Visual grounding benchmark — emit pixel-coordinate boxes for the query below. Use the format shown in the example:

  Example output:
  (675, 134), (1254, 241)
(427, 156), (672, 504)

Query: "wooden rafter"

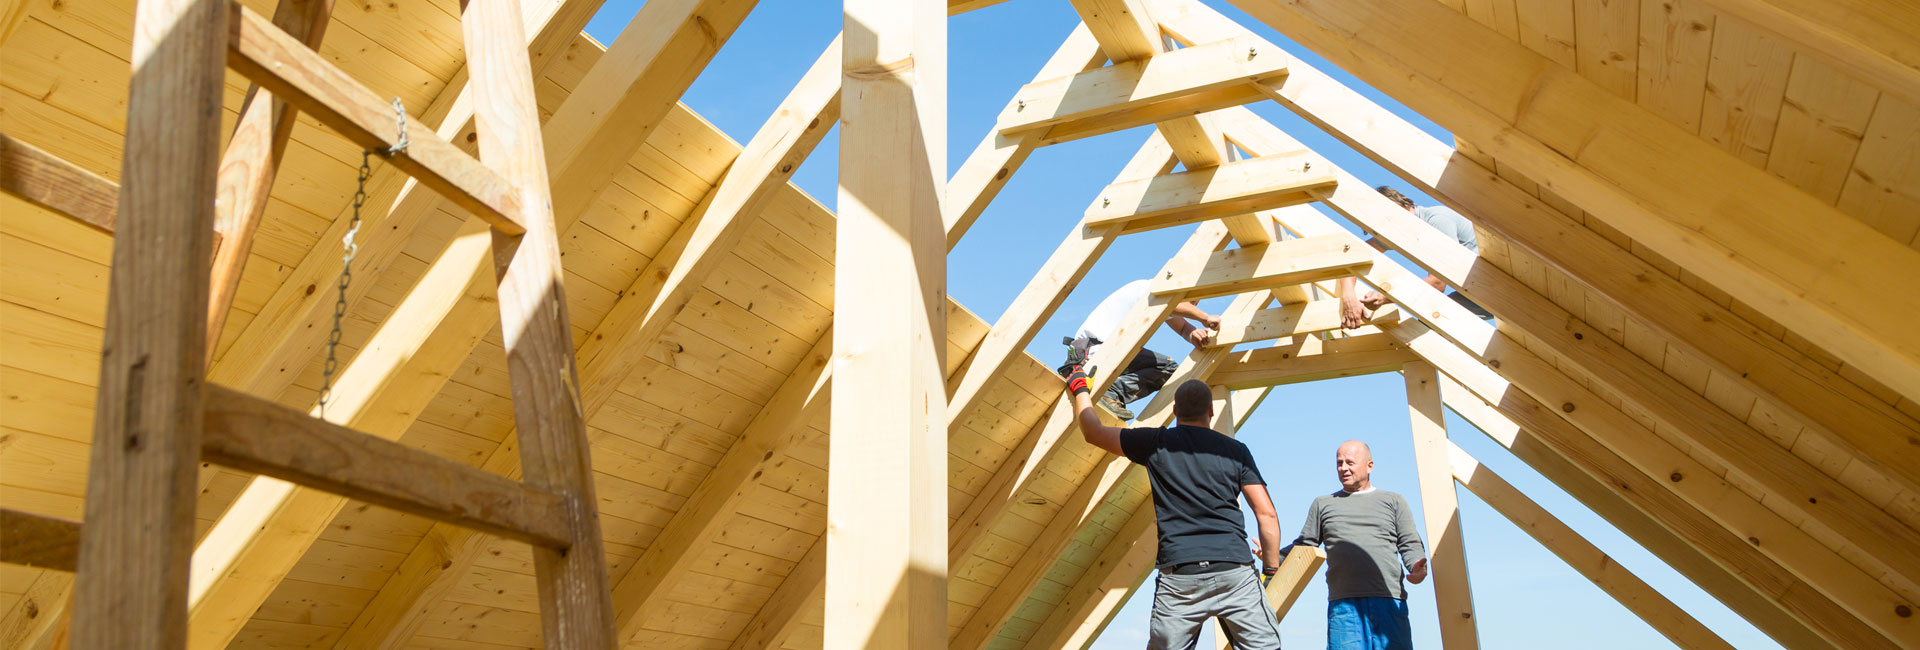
(1220, 0), (1920, 404)
(1152, 0), (1920, 494)
(1450, 442), (1736, 650)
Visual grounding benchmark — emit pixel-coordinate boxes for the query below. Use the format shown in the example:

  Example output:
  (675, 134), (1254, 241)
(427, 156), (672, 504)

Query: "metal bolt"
(1017, 99), (1026, 111)
(1102, 198), (1110, 208)
(1248, 47), (1257, 59)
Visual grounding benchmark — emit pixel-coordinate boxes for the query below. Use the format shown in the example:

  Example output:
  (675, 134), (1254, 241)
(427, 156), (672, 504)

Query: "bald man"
(1289, 441), (1428, 650)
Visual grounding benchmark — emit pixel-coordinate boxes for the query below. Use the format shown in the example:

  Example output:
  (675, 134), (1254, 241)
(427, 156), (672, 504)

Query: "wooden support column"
(830, 1), (947, 648)
(1403, 361), (1480, 649)
(70, 0), (228, 648)
(464, 0), (614, 643)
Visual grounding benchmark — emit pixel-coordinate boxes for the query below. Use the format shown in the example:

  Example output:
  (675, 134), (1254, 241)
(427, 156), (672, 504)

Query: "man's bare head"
(1335, 440), (1374, 492)
(1172, 380), (1215, 424)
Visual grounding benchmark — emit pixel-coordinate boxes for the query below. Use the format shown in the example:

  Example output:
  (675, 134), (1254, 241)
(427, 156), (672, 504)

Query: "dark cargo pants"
(1058, 347), (1179, 406)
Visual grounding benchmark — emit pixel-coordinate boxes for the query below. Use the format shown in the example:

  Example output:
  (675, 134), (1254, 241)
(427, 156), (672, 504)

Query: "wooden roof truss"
(0, 0), (1916, 648)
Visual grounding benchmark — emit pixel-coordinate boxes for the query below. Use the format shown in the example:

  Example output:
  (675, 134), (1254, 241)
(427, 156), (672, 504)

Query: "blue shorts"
(1327, 597), (1412, 650)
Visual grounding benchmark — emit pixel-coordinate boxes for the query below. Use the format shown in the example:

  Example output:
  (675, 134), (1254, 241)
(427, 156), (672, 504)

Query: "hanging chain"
(318, 98), (411, 416)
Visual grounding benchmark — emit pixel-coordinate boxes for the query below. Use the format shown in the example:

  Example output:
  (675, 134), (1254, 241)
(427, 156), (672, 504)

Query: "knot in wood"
(1560, 402), (1575, 413)
(847, 56), (916, 82)
(1668, 472), (1682, 483)
(1898, 605), (1913, 618)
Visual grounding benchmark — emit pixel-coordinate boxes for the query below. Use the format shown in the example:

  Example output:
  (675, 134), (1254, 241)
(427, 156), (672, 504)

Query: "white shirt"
(1075, 279), (1151, 359)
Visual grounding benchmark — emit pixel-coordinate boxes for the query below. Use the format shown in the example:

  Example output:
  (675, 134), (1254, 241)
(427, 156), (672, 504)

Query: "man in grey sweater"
(1289, 440), (1428, 650)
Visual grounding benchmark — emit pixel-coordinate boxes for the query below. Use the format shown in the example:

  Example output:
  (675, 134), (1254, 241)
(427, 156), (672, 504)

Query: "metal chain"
(318, 98), (410, 416)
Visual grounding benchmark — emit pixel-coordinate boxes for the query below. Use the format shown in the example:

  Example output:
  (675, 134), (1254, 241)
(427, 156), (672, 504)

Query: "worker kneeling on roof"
(1059, 279), (1219, 422)
(1061, 370), (1285, 650)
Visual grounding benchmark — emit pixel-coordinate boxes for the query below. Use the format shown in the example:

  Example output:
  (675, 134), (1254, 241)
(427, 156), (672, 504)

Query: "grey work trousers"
(1148, 564), (1283, 650)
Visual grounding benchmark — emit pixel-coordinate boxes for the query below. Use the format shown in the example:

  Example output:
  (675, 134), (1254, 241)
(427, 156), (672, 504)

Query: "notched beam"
(1151, 233), (1370, 301)
(998, 35), (1285, 145)
(200, 385), (572, 548)
(1086, 151), (1333, 234)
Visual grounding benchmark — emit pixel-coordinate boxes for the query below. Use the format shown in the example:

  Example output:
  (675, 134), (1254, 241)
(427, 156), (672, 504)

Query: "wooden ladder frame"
(29, 0), (619, 648)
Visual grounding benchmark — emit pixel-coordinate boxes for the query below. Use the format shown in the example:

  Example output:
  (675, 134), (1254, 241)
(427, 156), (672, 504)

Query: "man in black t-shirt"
(1062, 369), (1284, 650)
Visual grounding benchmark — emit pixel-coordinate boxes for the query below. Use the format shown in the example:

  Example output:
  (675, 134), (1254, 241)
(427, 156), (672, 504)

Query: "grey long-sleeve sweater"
(1291, 488), (1428, 600)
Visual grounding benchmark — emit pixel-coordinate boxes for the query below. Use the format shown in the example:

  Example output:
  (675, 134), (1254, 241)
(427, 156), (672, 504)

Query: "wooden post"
(1403, 361), (1480, 649)
(830, 1), (947, 648)
(461, 0), (615, 645)
(70, 0), (229, 648)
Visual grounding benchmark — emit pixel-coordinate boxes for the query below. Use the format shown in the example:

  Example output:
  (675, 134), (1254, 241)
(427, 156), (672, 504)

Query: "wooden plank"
(1450, 442), (1736, 650)
(945, 24), (1107, 246)
(463, 0), (616, 642)
(1690, 0), (1920, 107)
(197, 385), (570, 548)
(1403, 361), (1481, 649)
(1084, 151), (1333, 235)
(69, 0), (228, 647)
(1069, 0), (1159, 61)
(996, 36), (1286, 139)
(225, 2), (529, 236)
(609, 335), (831, 641)
(1022, 503), (1157, 650)
(1149, 234), (1371, 302)
(206, 0), (334, 358)
(1388, 319), (1913, 649)
(1168, 3), (1920, 490)
(1210, 301), (1399, 347)
(0, 133), (116, 234)
(1208, 332), (1417, 389)
(1220, 0), (1920, 404)
(1437, 375), (1836, 649)
(828, 1), (948, 648)
(0, 510), (79, 573)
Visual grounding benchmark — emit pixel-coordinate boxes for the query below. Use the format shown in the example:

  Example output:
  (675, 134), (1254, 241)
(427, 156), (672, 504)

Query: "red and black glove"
(1066, 366), (1092, 397)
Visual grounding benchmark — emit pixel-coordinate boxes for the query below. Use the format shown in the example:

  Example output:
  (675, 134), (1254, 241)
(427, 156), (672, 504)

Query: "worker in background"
(1290, 441), (1428, 650)
(1060, 279), (1218, 421)
(1060, 374), (1284, 649)
(1337, 186), (1492, 329)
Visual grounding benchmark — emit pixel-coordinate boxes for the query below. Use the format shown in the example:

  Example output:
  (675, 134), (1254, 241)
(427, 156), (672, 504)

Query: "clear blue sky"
(583, 2), (1781, 648)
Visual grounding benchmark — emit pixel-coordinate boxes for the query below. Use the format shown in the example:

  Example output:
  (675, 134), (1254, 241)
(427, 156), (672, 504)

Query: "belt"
(1164, 560), (1249, 575)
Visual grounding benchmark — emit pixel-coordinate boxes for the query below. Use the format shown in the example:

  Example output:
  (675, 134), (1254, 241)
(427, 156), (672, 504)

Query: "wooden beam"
(1025, 501), (1159, 650)
(1208, 101), (1920, 596)
(0, 133), (116, 233)
(466, 0), (617, 640)
(1265, 544), (1325, 620)
(1403, 361), (1481, 648)
(1221, 0), (1920, 404)
(187, 3), (753, 645)
(1069, 0), (1160, 61)
(1692, 0), (1920, 107)
(205, 0), (333, 355)
(70, 0), (227, 647)
(0, 510), (80, 573)
(949, 0), (1011, 13)
(1389, 319), (1914, 649)
(1437, 375), (1836, 650)
(1449, 442), (1736, 650)
(829, 1), (948, 648)
(1085, 151), (1333, 235)
(1209, 331), (1416, 389)
(996, 35), (1286, 141)
(224, 1), (530, 235)
(945, 23), (1107, 246)
(197, 385), (570, 548)
(1150, 233), (1370, 301)
(1160, 10), (1920, 493)
(1210, 301), (1398, 347)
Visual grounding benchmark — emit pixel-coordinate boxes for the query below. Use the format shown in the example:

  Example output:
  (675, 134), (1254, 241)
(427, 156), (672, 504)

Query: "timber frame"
(0, 0), (1915, 649)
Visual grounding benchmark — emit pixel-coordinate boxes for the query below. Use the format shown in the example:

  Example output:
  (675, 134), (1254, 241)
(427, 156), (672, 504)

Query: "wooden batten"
(0, 133), (117, 234)
(1150, 234), (1371, 301)
(1208, 332), (1416, 389)
(1211, 302), (1399, 347)
(1084, 151), (1334, 235)
(996, 35), (1286, 141)
(1265, 545), (1326, 619)
(0, 510), (81, 573)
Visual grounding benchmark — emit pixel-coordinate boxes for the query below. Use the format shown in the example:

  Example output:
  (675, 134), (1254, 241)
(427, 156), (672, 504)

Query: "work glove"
(1261, 567), (1277, 587)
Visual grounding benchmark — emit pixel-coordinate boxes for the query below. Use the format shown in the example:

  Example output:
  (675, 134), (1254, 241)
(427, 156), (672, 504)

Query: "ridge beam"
(1151, 233), (1370, 302)
(996, 35), (1285, 145)
(1085, 151), (1333, 234)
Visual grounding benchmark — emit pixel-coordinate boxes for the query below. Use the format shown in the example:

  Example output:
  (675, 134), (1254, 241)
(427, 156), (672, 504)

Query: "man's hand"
(1199, 312), (1221, 330)
(1407, 558), (1429, 584)
(1185, 326), (1214, 348)
(1360, 291), (1389, 310)
(1339, 294), (1369, 329)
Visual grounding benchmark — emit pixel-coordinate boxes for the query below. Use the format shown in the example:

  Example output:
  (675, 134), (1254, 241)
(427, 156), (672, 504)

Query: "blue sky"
(583, 2), (1782, 648)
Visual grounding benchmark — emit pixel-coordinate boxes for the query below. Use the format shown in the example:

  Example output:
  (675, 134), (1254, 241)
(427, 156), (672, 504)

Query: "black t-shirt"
(1119, 424), (1266, 567)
